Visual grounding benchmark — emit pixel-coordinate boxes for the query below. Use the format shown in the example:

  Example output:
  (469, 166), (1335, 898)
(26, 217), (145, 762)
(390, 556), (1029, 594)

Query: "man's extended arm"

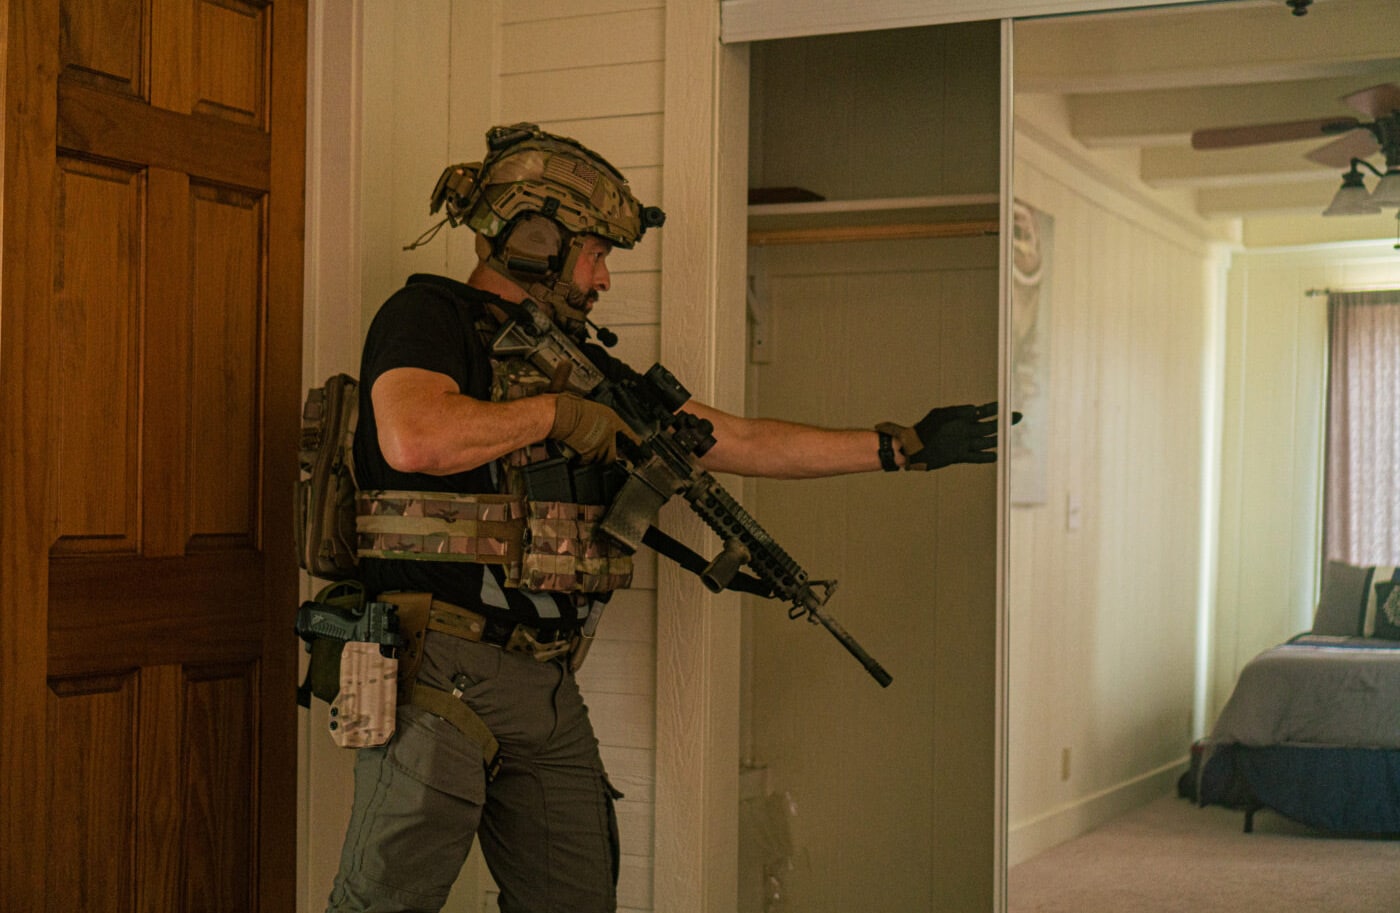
(685, 402), (893, 479)
(686, 400), (1010, 479)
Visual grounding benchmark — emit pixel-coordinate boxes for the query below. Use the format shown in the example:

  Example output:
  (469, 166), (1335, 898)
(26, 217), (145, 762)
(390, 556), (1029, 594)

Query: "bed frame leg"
(1244, 807), (1255, 834)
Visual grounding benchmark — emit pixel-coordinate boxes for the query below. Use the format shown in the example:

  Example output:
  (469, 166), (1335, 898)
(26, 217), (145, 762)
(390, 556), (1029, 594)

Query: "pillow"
(1312, 560), (1373, 636)
(1364, 565), (1400, 636)
(1373, 581), (1400, 640)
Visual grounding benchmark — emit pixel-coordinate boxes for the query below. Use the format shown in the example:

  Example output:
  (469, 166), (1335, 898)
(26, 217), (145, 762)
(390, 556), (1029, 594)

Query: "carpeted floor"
(1008, 795), (1400, 913)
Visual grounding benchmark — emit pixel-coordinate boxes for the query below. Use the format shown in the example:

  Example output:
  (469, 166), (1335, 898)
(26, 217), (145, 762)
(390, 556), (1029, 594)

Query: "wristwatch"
(877, 430), (899, 472)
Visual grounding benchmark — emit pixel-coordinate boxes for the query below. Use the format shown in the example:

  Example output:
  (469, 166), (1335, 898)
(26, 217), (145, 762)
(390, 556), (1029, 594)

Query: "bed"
(1188, 560), (1400, 835)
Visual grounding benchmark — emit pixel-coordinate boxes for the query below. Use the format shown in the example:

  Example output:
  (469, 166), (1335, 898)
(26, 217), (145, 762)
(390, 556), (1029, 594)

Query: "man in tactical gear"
(324, 123), (1009, 913)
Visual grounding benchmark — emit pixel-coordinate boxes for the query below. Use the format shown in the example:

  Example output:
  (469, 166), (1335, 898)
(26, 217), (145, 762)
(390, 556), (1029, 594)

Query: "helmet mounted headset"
(425, 123), (666, 339)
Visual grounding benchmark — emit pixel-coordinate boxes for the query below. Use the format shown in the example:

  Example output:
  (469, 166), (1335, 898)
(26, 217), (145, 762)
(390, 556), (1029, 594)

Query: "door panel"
(189, 181), (263, 549)
(2, 0), (305, 909)
(52, 156), (144, 555)
(46, 672), (138, 913)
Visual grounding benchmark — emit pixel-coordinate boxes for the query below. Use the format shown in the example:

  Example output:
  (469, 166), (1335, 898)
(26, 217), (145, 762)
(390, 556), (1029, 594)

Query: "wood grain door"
(0, 1), (306, 910)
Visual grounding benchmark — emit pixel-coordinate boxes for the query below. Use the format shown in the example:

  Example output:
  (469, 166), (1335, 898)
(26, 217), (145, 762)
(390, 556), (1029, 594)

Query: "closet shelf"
(747, 193), (1000, 246)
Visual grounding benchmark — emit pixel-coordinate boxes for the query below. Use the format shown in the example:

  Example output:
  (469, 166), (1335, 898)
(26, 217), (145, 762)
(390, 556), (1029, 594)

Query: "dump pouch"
(296, 373), (360, 581)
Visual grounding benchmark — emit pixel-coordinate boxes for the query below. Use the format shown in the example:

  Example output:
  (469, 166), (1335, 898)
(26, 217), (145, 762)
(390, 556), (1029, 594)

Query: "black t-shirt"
(355, 273), (600, 632)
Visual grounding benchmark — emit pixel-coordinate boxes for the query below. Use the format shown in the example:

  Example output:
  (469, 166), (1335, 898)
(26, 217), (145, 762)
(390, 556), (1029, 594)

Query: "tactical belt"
(425, 598), (578, 664)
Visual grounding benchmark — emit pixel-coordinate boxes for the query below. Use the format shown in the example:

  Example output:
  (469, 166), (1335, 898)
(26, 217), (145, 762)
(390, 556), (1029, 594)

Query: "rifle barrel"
(810, 605), (894, 688)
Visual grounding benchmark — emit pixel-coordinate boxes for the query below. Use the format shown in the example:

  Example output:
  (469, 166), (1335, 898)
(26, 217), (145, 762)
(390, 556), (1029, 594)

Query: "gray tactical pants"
(326, 634), (621, 913)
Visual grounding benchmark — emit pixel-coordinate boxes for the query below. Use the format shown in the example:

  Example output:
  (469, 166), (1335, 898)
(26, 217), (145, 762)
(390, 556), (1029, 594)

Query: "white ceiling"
(1015, 0), (1400, 243)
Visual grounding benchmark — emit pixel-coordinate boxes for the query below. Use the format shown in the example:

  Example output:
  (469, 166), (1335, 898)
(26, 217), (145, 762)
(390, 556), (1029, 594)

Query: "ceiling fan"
(1190, 83), (1400, 213)
(1190, 83), (1400, 167)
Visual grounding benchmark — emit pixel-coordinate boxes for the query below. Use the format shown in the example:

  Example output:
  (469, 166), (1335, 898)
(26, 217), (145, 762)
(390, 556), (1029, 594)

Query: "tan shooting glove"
(549, 393), (637, 463)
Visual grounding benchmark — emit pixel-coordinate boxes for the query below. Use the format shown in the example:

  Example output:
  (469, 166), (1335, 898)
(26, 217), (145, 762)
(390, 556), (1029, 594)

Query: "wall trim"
(719, 0), (1191, 43)
(654, 2), (747, 911)
(299, 3), (367, 910)
(1007, 758), (1189, 868)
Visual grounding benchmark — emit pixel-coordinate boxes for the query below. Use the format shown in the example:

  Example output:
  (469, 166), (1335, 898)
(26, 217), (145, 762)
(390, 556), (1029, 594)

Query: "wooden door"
(0, 1), (306, 910)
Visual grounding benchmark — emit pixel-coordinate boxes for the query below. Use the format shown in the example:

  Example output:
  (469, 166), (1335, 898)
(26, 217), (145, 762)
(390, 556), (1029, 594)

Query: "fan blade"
(1191, 117), (1361, 150)
(1306, 130), (1381, 168)
(1342, 83), (1400, 118)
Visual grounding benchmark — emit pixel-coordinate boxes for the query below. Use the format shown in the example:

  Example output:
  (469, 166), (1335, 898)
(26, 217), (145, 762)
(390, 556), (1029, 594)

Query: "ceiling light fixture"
(1370, 168), (1400, 207)
(1323, 160), (1384, 216)
(1319, 108), (1400, 216)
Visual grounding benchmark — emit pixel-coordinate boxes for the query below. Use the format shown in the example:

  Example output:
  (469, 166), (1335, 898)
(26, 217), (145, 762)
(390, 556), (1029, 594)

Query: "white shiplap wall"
(303, 2), (670, 912)
(485, 4), (669, 911)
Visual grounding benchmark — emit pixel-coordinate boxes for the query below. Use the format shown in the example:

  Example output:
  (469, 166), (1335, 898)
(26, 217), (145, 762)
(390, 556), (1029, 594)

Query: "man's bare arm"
(684, 401), (901, 479)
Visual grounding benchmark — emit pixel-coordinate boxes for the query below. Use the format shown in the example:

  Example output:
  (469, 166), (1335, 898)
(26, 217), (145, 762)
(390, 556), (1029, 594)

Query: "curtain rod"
(1305, 285), (1400, 297)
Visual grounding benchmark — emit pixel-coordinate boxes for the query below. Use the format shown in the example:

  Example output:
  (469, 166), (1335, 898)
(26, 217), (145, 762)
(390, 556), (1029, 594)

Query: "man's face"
(570, 235), (613, 312)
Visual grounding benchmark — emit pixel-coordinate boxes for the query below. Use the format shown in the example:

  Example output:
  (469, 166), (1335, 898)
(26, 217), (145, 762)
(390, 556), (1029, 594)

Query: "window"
(1323, 289), (1400, 566)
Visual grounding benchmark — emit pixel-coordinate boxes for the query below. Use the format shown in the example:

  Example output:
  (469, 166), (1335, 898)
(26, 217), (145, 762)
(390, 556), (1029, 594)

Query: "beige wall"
(744, 238), (999, 911)
(742, 22), (1002, 912)
(1006, 104), (1225, 866)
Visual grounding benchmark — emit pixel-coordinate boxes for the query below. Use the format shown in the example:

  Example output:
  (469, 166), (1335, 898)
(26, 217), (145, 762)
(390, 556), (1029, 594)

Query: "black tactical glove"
(878, 402), (1019, 470)
(549, 393), (638, 463)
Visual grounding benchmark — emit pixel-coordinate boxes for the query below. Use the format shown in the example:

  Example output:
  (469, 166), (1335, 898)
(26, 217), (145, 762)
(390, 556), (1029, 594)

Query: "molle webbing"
(356, 490), (632, 594)
(516, 500), (632, 593)
(357, 490), (524, 564)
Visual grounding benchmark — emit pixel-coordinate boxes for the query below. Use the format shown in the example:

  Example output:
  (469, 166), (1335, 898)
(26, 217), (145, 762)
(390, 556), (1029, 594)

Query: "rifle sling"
(640, 526), (774, 598)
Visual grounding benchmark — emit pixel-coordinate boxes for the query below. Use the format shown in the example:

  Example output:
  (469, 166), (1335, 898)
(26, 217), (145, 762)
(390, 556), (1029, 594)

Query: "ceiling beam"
(1141, 139), (1344, 189)
(1065, 75), (1400, 148)
(1195, 179), (1342, 217)
(1016, 0), (1400, 93)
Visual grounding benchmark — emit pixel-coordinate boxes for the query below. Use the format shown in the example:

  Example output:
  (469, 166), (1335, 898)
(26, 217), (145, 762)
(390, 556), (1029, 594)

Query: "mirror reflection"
(1007, 3), (1400, 910)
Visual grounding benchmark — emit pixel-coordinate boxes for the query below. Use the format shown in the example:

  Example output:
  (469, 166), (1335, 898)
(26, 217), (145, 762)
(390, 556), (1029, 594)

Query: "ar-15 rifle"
(491, 300), (893, 688)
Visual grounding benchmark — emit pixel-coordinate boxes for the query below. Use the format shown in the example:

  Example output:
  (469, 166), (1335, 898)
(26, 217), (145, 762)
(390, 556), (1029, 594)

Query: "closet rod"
(748, 219), (999, 247)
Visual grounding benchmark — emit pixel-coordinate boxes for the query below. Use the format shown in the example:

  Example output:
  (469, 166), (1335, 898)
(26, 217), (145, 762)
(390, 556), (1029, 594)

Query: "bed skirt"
(1193, 743), (1400, 836)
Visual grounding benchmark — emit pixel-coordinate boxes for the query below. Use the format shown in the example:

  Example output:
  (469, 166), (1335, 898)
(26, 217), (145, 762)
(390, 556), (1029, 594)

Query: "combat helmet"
(429, 123), (665, 336)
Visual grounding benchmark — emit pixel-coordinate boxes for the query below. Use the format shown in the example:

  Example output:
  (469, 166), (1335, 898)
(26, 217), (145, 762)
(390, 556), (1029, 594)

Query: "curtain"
(1324, 289), (1400, 565)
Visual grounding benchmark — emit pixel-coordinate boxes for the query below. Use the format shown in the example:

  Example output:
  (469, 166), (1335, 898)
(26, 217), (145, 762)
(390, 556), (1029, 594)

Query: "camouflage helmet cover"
(431, 123), (664, 249)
